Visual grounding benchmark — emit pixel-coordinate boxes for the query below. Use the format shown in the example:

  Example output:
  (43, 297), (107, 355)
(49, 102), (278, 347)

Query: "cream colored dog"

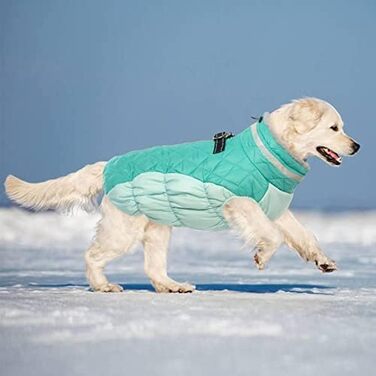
(4, 98), (360, 293)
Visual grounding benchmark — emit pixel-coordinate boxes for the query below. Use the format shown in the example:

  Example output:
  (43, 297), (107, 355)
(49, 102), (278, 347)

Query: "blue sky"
(1, 0), (375, 209)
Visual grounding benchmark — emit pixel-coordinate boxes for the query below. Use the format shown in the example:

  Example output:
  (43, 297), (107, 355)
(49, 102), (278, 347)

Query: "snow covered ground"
(0, 208), (376, 376)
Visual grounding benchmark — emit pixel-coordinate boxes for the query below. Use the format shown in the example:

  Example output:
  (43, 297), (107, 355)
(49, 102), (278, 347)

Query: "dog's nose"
(351, 141), (360, 155)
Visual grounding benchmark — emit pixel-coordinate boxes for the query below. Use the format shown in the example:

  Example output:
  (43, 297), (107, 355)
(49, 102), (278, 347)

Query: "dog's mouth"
(316, 146), (342, 166)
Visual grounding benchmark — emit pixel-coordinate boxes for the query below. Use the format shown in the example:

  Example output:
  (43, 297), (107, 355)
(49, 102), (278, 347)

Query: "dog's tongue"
(326, 148), (339, 160)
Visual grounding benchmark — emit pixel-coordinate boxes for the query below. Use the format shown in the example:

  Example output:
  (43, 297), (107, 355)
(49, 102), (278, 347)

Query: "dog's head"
(270, 98), (360, 166)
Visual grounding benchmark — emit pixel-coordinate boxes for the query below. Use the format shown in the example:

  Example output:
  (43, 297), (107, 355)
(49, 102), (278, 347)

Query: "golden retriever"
(4, 98), (360, 293)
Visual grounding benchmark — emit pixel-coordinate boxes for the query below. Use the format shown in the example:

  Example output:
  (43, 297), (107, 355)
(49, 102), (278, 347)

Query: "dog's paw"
(95, 283), (124, 293)
(315, 259), (337, 273)
(254, 251), (267, 270)
(153, 280), (195, 294)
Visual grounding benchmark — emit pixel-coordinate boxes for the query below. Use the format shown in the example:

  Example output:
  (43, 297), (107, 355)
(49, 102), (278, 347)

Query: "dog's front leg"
(223, 197), (283, 270)
(274, 210), (336, 272)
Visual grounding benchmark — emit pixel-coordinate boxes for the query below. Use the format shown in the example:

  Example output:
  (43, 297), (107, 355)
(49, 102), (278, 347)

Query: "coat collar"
(237, 116), (308, 192)
(254, 115), (308, 179)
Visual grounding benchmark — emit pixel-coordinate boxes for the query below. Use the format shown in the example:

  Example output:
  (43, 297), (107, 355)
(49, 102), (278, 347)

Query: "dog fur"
(4, 97), (360, 293)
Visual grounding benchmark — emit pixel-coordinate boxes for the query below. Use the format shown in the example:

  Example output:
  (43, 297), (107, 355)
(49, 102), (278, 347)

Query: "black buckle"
(213, 131), (234, 154)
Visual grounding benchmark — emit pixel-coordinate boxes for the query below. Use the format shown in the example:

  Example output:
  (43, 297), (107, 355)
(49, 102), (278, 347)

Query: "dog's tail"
(4, 161), (106, 212)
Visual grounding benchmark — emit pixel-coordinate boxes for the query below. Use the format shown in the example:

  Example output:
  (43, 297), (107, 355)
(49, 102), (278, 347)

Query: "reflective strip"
(251, 125), (303, 182)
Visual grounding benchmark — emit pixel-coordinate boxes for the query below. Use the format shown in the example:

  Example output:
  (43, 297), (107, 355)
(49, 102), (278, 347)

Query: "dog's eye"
(330, 125), (339, 132)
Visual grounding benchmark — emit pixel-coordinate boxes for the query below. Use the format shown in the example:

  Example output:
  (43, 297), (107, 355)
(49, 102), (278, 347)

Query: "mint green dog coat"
(104, 118), (308, 231)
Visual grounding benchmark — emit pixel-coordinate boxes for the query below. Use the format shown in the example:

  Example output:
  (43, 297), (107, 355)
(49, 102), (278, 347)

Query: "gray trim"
(251, 125), (303, 182)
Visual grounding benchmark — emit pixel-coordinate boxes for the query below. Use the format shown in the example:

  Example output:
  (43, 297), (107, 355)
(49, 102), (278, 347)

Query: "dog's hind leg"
(275, 210), (336, 272)
(223, 197), (283, 270)
(142, 222), (195, 293)
(85, 197), (148, 292)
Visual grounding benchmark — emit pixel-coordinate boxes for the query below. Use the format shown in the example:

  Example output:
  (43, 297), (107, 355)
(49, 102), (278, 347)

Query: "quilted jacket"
(103, 118), (308, 230)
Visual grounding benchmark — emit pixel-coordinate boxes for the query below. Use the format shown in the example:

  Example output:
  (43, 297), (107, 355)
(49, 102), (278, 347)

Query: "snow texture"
(0, 208), (376, 376)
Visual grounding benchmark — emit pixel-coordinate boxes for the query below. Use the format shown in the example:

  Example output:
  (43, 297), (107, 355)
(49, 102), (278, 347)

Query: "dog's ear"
(289, 98), (325, 134)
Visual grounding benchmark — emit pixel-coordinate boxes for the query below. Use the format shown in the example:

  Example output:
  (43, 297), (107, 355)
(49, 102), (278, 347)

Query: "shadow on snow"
(22, 282), (334, 295)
